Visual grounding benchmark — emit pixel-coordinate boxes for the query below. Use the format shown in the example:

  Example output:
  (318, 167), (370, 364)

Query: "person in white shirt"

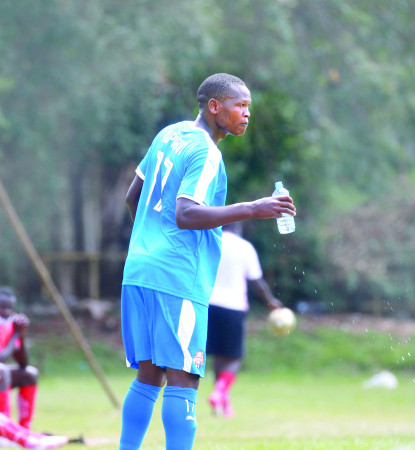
(207, 223), (282, 417)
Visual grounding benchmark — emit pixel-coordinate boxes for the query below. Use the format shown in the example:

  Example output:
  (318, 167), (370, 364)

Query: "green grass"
(21, 317), (415, 449)
(245, 320), (414, 376)
(28, 371), (415, 449)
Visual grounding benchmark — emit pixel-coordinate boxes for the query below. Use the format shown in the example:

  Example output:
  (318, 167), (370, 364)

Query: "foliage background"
(1, 0), (415, 314)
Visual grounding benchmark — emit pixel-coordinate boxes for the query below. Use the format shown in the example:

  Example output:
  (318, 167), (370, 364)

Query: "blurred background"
(1, 0), (415, 318)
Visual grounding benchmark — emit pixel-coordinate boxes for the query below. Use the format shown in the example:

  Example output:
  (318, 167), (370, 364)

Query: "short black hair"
(0, 286), (15, 300)
(196, 73), (246, 110)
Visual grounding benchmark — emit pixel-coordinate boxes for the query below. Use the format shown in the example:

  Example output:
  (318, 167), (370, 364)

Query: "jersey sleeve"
(177, 142), (223, 206)
(135, 164), (145, 179)
(136, 150), (150, 180)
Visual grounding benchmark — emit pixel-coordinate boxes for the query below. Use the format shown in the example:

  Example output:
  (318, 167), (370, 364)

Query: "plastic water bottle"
(273, 181), (295, 234)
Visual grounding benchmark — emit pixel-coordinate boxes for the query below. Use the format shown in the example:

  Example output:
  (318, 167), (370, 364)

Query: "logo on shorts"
(193, 351), (204, 369)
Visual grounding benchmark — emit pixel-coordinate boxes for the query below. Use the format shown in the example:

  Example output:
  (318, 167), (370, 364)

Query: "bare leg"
(10, 366), (38, 388)
(213, 355), (241, 379)
(166, 367), (199, 388)
(136, 360), (166, 387)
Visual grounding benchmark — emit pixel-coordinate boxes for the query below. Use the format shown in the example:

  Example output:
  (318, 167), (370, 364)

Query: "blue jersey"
(122, 121), (227, 306)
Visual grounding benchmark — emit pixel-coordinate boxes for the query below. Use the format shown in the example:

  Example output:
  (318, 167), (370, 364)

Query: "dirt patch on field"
(28, 309), (415, 349)
(29, 313), (125, 350)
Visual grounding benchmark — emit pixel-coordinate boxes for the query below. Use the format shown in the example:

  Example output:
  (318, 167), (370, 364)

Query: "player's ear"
(208, 98), (220, 115)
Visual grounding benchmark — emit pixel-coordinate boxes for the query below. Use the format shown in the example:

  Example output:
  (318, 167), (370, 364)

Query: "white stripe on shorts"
(177, 299), (196, 372)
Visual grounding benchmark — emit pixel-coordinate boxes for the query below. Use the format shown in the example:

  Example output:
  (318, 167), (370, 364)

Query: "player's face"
(0, 296), (14, 320)
(215, 85), (251, 136)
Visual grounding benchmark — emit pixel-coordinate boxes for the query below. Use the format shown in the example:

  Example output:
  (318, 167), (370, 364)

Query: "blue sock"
(162, 386), (198, 450)
(119, 379), (161, 450)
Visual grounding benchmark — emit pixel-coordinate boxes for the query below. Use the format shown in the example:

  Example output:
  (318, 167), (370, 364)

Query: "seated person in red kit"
(0, 287), (38, 429)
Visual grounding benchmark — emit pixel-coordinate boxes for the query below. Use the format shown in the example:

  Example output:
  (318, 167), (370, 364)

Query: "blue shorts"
(121, 285), (208, 377)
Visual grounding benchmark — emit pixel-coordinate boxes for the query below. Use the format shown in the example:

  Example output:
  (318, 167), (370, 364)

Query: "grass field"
(28, 371), (415, 450)
(18, 315), (415, 449)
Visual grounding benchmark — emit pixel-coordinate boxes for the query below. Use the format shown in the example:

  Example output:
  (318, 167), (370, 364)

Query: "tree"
(2, 0), (415, 313)
(0, 0), (219, 299)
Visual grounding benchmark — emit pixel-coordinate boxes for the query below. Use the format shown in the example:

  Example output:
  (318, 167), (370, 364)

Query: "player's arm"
(126, 175), (144, 221)
(12, 314), (30, 368)
(175, 196), (296, 230)
(249, 278), (283, 310)
(12, 342), (28, 368)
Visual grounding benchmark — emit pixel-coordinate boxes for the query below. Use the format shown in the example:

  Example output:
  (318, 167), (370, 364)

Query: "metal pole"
(0, 177), (120, 410)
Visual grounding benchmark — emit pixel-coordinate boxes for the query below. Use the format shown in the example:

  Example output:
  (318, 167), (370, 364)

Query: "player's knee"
(166, 369), (200, 390)
(25, 366), (39, 384)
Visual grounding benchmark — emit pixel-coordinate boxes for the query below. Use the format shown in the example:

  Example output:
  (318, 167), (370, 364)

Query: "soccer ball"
(268, 307), (296, 336)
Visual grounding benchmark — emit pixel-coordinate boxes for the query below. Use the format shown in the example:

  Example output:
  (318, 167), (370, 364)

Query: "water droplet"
(402, 356), (405, 361)
(408, 352), (411, 357)
(314, 290), (318, 294)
